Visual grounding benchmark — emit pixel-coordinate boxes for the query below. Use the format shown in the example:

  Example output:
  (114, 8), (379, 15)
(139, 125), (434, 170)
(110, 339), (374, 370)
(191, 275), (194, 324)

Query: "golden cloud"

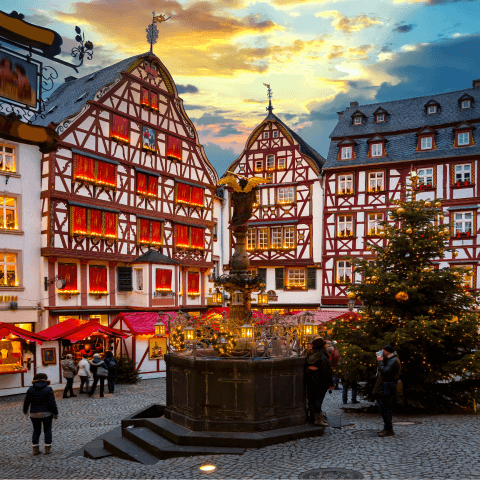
(316, 10), (382, 34)
(327, 43), (376, 60)
(272, 0), (347, 7)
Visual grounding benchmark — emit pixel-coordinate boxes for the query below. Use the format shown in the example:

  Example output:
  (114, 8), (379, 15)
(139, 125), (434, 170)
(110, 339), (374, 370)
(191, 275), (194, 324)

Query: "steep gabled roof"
(33, 52), (155, 128)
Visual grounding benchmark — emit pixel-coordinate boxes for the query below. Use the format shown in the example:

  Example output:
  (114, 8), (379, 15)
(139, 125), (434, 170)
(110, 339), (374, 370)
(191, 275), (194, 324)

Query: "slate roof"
(267, 113), (326, 169)
(32, 52), (152, 128)
(325, 85), (480, 169)
(132, 250), (182, 265)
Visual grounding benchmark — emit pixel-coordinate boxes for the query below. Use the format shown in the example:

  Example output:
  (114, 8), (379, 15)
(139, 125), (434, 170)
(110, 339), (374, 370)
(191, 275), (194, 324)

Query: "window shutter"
(275, 268), (284, 290)
(307, 267), (316, 289)
(258, 268), (267, 285)
(117, 267), (133, 292)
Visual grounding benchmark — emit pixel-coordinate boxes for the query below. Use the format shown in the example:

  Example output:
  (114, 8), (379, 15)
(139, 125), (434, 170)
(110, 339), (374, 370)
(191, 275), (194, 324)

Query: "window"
(156, 269), (173, 291)
(277, 157), (286, 169)
(454, 164), (471, 184)
(284, 226), (296, 248)
(427, 105), (437, 114)
(370, 143), (383, 157)
(135, 268), (143, 290)
(246, 228), (256, 250)
(187, 272), (200, 295)
(419, 137), (433, 151)
(266, 173), (273, 182)
(459, 266), (475, 289)
(175, 182), (205, 207)
(266, 155), (275, 171)
(454, 212), (473, 236)
(0, 253), (18, 286)
(353, 116), (362, 125)
(239, 164), (245, 173)
(271, 227), (282, 249)
(255, 160), (263, 172)
(457, 132), (470, 146)
(137, 171), (158, 197)
(0, 196), (16, 230)
(338, 173), (353, 195)
(89, 265), (108, 294)
(367, 213), (384, 236)
(141, 88), (158, 111)
(337, 260), (352, 284)
(376, 114), (385, 123)
(258, 228), (268, 249)
(341, 146), (353, 160)
(111, 114), (129, 142)
(337, 215), (354, 237)
(58, 263), (78, 292)
(253, 190), (261, 207)
(74, 154), (117, 188)
(174, 224), (204, 249)
(117, 267), (133, 292)
(263, 132), (269, 139)
(287, 268), (306, 288)
(368, 171), (384, 192)
(167, 135), (182, 161)
(138, 218), (163, 246)
(462, 100), (471, 109)
(273, 131), (278, 138)
(0, 144), (15, 173)
(277, 186), (295, 204)
(417, 168), (434, 188)
(70, 206), (118, 239)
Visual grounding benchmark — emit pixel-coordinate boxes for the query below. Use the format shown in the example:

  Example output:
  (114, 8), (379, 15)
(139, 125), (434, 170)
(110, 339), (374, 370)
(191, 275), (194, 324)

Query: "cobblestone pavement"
(1, 379), (479, 480)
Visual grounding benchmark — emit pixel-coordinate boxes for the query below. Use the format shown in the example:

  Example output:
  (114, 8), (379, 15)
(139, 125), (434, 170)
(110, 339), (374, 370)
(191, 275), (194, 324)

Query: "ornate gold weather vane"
(146, 11), (171, 53)
(264, 83), (273, 114)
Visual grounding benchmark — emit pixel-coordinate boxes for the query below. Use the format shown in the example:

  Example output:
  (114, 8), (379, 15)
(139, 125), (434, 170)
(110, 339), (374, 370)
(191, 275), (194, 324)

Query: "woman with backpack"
(88, 353), (108, 398)
(104, 350), (117, 394)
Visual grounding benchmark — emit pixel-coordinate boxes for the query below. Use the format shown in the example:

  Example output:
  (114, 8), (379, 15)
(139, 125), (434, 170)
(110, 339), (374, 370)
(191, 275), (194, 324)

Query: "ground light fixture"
(199, 463), (216, 474)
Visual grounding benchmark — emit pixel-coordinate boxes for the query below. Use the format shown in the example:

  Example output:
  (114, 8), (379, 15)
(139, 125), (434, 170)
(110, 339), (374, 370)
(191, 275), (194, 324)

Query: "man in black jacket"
(305, 338), (335, 427)
(373, 345), (401, 437)
(23, 373), (59, 455)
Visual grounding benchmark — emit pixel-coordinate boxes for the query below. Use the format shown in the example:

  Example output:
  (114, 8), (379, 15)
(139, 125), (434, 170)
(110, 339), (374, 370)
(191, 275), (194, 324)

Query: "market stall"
(0, 322), (48, 396)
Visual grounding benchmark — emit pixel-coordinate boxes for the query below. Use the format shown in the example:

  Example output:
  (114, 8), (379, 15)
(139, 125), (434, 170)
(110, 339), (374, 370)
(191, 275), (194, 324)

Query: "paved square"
(1, 379), (479, 479)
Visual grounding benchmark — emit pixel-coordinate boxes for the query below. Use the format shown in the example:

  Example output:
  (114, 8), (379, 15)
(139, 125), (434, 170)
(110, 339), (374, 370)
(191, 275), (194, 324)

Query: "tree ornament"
(371, 275), (378, 282)
(465, 292), (471, 297)
(366, 245), (372, 251)
(379, 230), (386, 237)
(428, 309), (435, 315)
(395, 291), (409, 301)
(406, 228), (413, 234)
(443, 228), (450, 235)
(347, 292), (356, 299)
(452, 251), (459, 257)
(375, 311), (381, 315)
(425, 201), (431, 207)
(385, 287), (390, 292)
(396, 207), (406, 215)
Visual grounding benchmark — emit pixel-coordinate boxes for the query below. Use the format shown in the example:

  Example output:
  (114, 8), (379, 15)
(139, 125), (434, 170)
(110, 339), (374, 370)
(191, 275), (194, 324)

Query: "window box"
(418, 183), (434, 190)
(454, 180), (472, 187)
(455, 231), (472, 238)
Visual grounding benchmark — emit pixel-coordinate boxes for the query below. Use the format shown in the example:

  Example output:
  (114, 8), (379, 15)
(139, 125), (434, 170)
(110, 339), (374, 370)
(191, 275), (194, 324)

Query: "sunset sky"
(6, 0), (480, 175)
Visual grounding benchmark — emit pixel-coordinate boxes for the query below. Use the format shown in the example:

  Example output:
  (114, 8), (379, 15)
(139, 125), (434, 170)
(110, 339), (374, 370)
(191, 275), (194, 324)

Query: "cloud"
(176, 84), (199, 94)
(203, 142), (238, 177)
(183, 104), (208, 111)
(394, 0), (476, 4)
(327, 44), (377, 61)
(316, 11), (382, 34)
(393, 23), (416, 33)
(243, 98), (265, 104)
(272, 0), (347, 7)
(193, 113), (239, 126)
(216, 125), (242, 137)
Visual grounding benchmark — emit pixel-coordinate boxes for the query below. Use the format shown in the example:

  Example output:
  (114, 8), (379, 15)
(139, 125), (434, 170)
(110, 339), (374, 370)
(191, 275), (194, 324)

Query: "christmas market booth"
(0, 323), (48, 396)
(109, 312), (174, 379)
(285, 310), (352, 336)
(37, 318), (129, 386)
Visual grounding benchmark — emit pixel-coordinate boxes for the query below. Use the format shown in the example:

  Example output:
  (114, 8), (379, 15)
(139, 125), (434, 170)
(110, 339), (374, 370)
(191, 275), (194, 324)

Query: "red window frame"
(137, 218), (163, 246)
(187, 272), (200, 295)
(175, 182), (205, 207)
(73, 154), (117, 189)
(175, 224), (205, 250)
(369, 142), (385, 158)
(70, 206), (118, 239)
(417, 134), (435, 151)
(58, 263), (78, 292)
(339, 145), (354, 160)
(89, 265), (108, 294)
(454, 129), (474, 147)
(156, 268), (173, 291)
(111, 114), (129, 143)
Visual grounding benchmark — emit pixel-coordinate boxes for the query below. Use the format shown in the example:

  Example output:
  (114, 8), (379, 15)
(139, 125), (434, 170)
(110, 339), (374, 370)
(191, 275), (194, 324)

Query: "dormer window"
(462, 100), (472, 109)
(354, 116), (362, 125)
(427, 105), (437, 115)
(458, 132), (470, 146)
(376, 113), (385, 123)
(367, 135), (386, 158)
(459, 94), (473, 110)
(337, 139), (356, 161)
(416, 126), (436, 152)
(341, 146), (353, 160)
(453, 122), (475, 147)
(421, 137), (433, 150)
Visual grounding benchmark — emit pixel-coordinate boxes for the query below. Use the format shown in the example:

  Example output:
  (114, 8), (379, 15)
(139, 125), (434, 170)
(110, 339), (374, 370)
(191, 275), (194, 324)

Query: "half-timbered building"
(322, 81), (480, 307)
(33, 52), (219, 327)
(222, 110), (325, 313)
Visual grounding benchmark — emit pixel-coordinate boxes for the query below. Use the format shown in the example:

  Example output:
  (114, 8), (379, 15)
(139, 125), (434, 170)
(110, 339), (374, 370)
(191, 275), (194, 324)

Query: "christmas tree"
(332, 172), (480, 411)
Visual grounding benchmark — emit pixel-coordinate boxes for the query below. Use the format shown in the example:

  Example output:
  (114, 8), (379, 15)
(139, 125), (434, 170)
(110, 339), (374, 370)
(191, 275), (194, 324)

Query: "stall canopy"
(287, 310), (350, 325)
(0, 323), (48, 344)
(205, 307), (269, 321)
(38, 318), (129, 342)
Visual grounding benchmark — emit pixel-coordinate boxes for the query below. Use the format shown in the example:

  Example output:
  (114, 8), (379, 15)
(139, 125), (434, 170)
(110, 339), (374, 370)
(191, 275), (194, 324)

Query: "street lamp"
(154, 320), (166, 336)
(184, 326), (195, 341)
(241, 323), (254, 338)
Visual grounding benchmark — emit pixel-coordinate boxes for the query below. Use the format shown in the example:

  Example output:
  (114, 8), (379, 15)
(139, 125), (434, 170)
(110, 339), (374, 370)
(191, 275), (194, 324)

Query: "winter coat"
(90, 358), (108, 377)
(23, 380), (58, 416)
(305, 349), (334, 392)
(61, 358), (77, 379)
(373, 352), (401, 397)
(104, 357), (118, 379)
(77, 358), (91, 377)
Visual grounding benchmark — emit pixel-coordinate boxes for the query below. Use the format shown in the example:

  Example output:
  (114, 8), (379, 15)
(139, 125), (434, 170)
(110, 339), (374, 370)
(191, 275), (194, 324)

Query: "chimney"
(337, 111), (344, 120)
(473, 79), (480, 88)
(64, 76), (77, 83)
(350, 101), (359, 107)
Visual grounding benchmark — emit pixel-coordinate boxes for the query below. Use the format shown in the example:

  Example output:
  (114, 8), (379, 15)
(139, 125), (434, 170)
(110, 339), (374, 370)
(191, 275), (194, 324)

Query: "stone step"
(83, 440), (113, 460)
(144, 416), (325, 449)
(124, 426), (245, 459)
(103, 431), (159, 465)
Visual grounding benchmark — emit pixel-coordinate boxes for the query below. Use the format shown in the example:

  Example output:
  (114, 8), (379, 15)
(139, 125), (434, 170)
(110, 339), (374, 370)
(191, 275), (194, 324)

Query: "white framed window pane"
(354, 117), (362, 124)
(368, 171), (384, 191)
(271, 227), (282, 248)
(337, 215), (353, 236)
(0, 196), (17, 230)
(421, 137), (432, 150)
(338, 174), (353, 194)
(428, 106), (437, 114)
(418, 168), (434, 186)
(0, 145), (16, 173)
(277, 157), (286, 169)
(263, 132), (269, 139)
(277, 186), (294, 204)
(367, 213), (383, 235)
(266, 155), (275, 170)
(135, 268), (143, 290)
(247, 229), (256, 250)
(371, 144), (382, 157)
(454, 212), (473, 234)
(284, 226), (295, 248)
(462, 101), (471, 109)
(376, 114), (384, 122)
(337, 261), (352, 283)
(1, 252), (18, 286)
(287, 268), (305, 287)
(458, 132), (470, 145)
(258, 228), (268, 249)
(273, 131), (278, 138)
(341, 147), (352, 159)
(455, 164), (471, 182)
(255, 160), (263, 171)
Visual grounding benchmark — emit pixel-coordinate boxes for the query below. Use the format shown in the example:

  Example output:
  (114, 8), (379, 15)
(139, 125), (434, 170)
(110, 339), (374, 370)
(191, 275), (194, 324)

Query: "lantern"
(258, 293), (268, 305)
(184, 326), (195, 341)
(302, 319), (316, 336)
(212, 289), (222, 304)
(154, 320), (166, 336)
(241, 323), (254, 338)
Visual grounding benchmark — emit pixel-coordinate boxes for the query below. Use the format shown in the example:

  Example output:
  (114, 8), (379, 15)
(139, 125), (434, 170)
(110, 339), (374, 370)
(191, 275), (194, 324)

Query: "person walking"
(342, 375), (359, 404)
(77, 354), (91, 394)
(373, 345), (401, 437)
(305, 338), (335, 427)
(104, 351), (117, 394)
(60, 353), (77, 398)
(89, 353), (108, 397)
(23, 373), (58, 455)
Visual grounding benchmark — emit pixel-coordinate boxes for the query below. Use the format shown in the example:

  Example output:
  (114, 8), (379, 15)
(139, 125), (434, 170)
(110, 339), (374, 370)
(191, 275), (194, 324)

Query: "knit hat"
(312, 338), (326, 350)
(382, 345), (394, 353)
(93, 353), (101, 358)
